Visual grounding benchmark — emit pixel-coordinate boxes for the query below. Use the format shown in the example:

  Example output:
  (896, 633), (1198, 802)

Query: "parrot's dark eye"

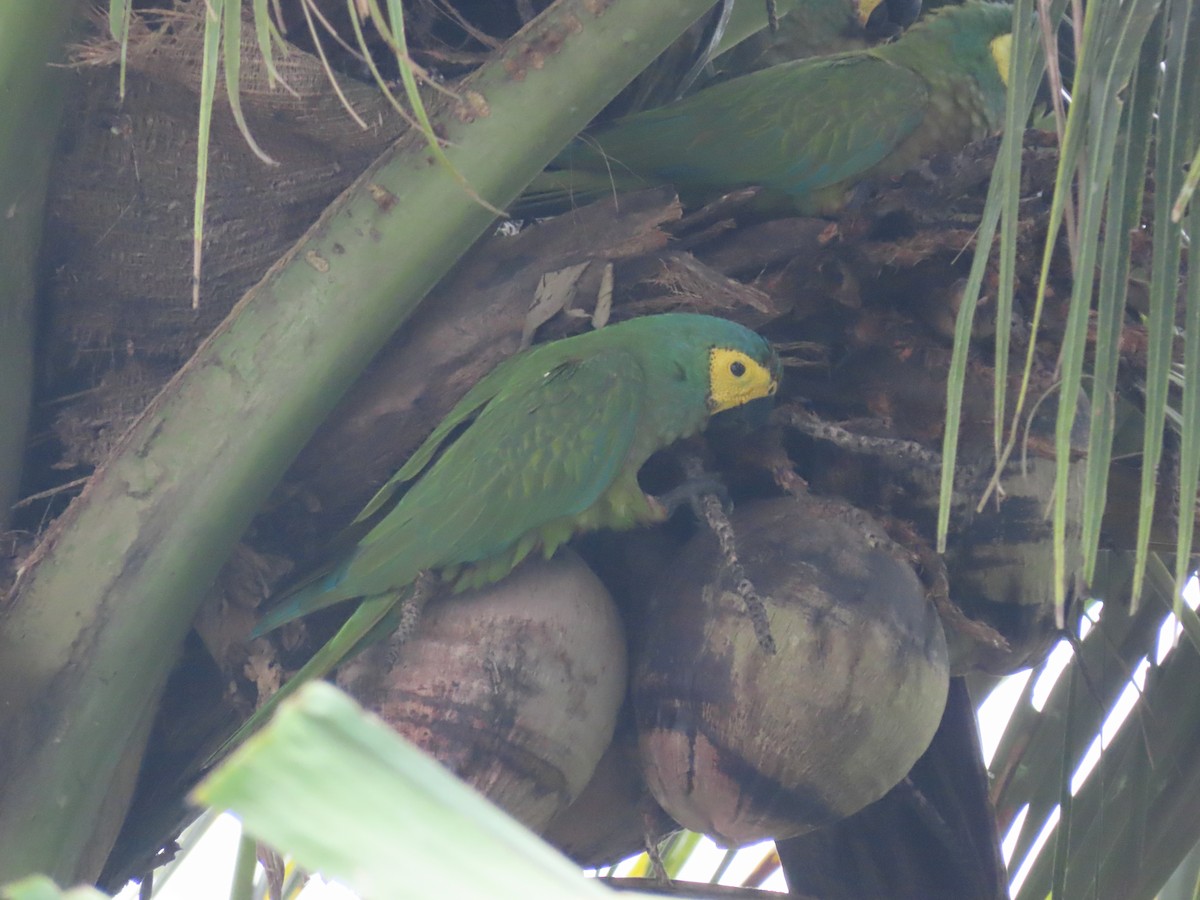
(730, 360), (746, 377)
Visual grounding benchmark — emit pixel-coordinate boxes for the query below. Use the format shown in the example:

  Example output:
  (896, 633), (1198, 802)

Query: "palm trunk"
(0, 2), (74, 527)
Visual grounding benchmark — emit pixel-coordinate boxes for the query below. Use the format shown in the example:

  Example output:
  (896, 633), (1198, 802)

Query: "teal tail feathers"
(251, 563), (352, 638)
(511, 167), (654, 218)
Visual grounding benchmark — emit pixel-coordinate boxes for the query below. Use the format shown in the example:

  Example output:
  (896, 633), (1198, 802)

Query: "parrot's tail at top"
(509, 167), (652, 219)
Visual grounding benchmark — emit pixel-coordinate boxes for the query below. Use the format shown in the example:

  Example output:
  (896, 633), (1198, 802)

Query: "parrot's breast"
(447, 466), (665, 593)
(868, 75), (1002, 184)
(448, 401), (708, 593)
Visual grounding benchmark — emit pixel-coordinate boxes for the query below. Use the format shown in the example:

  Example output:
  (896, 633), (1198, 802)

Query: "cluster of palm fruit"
(226, 1), (1043, 890)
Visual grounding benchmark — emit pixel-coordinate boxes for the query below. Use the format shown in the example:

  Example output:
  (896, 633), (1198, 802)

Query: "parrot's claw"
(655, 472), (732, 519)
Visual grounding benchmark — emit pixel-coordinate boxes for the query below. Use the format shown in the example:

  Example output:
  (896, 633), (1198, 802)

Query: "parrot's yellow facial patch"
(991, 34), (1013, 86)
(708, 348), (779, 414)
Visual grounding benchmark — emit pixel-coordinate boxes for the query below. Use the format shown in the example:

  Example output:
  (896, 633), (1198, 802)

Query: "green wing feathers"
(350, 373), (506, 525)
(257, 347), (647, 631)
(345, 350), (646, 593)
(568, 56), (930, 202)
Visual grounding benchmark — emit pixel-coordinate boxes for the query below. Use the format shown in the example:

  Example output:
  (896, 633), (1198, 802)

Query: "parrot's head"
(631, 313), (780, 417)
(990, 33), (1012, 87)
(702, 326), (781, 416)
(894, 2), (1015, 123)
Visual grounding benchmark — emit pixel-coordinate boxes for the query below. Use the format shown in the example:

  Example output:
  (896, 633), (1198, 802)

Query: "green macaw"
(222, 314), (780, 753)
(520, 1), (1013, 216)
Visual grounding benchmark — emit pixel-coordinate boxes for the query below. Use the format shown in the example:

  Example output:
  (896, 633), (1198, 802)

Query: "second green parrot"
(227, 314), (780, 748)
(520, 1), (1013, 216)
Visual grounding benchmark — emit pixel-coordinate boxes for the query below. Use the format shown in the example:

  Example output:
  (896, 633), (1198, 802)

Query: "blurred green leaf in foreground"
(193, 681), (660, 900)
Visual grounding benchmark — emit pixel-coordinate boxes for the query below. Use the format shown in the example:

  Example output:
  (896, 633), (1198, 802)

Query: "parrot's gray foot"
(655, 472), (731, 519)
(676, 456), (777, 654)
